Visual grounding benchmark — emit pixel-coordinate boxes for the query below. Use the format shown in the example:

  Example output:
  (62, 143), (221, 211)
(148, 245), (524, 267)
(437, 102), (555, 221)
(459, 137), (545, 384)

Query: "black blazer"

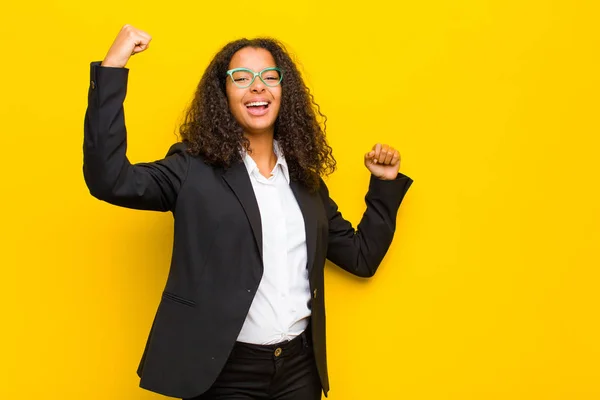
(83, 62), (413, 398)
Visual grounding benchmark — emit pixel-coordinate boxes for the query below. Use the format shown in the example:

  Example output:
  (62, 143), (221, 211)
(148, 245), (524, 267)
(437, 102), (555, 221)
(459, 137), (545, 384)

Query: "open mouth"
(245, 101), (271, 116)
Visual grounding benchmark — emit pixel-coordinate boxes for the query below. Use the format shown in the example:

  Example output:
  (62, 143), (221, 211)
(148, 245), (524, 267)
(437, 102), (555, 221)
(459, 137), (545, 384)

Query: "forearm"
(83, 62), (132, 200)
(325, 173), (413, 277)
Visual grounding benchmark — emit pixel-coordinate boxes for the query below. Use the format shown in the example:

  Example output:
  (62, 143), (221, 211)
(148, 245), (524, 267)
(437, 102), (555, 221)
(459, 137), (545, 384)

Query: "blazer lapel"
(290, 181), (318, 274)
(222, 161), (263, 260)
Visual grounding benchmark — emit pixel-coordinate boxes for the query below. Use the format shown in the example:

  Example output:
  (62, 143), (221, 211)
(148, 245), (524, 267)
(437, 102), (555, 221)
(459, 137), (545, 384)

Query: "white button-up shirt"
(236, 141), (312, 345)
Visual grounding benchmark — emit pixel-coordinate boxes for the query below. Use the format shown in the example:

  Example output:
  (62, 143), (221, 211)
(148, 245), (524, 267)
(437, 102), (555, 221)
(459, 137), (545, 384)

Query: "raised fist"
(101, 24), (152, 68)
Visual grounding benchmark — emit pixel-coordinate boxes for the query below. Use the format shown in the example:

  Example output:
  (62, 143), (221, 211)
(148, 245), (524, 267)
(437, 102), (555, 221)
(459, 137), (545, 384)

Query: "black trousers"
(184, 328), (322, 400)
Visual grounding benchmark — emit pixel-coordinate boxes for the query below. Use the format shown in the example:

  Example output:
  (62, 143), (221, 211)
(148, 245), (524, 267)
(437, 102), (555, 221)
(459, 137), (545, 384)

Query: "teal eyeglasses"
(226, 67), (283, 88)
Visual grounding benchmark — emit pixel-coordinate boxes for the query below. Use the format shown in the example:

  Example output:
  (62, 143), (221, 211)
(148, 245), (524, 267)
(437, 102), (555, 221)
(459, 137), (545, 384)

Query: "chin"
(244, 121), (276, 134)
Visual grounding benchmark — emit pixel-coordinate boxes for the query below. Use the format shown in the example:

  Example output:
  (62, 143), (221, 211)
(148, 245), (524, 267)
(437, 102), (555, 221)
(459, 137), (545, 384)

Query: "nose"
(250, 76), (266, 93)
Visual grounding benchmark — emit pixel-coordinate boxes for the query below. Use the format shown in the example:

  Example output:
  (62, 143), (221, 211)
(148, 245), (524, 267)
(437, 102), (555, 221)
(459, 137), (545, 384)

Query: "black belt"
(231, 327), (312, 360)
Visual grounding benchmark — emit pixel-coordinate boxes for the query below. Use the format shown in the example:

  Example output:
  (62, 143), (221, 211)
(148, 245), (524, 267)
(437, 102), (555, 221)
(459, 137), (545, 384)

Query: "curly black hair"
(179, 38), (336, 192)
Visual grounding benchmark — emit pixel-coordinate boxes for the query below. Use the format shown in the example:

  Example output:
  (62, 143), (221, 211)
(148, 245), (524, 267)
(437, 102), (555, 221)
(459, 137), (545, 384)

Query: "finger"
(135, 42), (150, 52)
(134, 34), (150, 47)
(373, 143), (381, 164)
(137, 35), (152, 49)
(378, 144), (390, 163)
(390, 150), (400, 166)
(383, 146), (394, 164)
(132, 40), (150, 55)
(138, 30), (152, 40)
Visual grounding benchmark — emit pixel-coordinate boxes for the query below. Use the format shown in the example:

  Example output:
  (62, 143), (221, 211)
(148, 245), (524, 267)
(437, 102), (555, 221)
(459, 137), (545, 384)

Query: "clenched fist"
(364, 143), (401, 180)
(101, 25), (152, 68)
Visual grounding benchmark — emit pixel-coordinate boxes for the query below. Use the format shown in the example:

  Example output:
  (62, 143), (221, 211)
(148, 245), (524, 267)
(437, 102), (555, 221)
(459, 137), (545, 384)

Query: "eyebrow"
(229, 66), (278, 70)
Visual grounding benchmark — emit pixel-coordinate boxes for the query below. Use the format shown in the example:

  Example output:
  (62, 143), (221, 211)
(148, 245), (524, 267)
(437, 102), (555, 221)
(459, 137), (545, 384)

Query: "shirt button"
(313, 289), (318, 298)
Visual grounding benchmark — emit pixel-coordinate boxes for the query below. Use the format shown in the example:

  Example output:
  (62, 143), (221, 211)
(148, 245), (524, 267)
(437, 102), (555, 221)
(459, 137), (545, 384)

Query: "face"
(225, 47), (282, 137)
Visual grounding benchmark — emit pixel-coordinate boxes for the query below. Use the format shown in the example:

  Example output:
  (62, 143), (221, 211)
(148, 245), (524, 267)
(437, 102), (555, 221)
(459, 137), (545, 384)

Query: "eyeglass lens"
(231, 69), (281, 87)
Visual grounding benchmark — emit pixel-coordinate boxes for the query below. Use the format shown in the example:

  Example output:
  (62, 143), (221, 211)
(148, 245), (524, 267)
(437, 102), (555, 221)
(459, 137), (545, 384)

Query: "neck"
(245, 131), (277, 178)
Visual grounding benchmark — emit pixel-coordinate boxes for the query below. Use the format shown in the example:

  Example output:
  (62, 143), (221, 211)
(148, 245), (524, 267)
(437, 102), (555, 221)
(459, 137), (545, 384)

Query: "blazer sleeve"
(320, 173), (413, 277)
(83, 62), (190, 212)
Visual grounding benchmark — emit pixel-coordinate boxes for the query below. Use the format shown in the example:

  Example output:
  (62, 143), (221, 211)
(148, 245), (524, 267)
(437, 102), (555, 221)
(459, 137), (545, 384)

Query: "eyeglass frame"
(226, 67), (283, 88)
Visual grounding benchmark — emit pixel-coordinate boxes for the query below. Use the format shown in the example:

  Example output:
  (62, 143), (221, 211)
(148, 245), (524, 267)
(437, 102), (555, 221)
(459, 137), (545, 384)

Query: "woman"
(84, 25), (413, 400)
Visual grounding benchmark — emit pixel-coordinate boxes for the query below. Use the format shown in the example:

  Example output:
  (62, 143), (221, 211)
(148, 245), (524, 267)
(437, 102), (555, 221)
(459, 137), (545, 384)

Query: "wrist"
(101, 57), (126, 68)
(372, 172), (399, 181)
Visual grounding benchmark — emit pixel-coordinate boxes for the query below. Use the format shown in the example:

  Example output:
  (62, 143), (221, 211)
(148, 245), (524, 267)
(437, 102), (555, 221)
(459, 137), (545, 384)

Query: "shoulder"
(165, 141), (225, 174)
(317, 176), (331, 203)
(165, 142), (189, 156)
(165, 142), (206, 164)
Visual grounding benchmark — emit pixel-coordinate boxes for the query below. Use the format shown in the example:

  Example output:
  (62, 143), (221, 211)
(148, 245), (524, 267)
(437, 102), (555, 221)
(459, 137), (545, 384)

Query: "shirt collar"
(242, 140), (290, 184)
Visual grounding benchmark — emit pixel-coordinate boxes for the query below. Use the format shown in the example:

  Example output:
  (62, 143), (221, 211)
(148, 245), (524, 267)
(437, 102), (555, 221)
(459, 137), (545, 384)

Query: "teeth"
(246, 101), (269, 107)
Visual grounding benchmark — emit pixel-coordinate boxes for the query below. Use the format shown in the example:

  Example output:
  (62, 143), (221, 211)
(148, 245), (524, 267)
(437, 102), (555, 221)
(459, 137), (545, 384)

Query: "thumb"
(364, 150), (378, 165)
(132, 42), (149, 55)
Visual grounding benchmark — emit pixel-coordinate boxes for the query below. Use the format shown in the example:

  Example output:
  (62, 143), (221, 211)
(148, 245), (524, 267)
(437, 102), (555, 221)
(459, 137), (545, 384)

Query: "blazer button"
(313, 289), (317, 298)
(90, 80), (96, 90)
(274, 348), (282, 357)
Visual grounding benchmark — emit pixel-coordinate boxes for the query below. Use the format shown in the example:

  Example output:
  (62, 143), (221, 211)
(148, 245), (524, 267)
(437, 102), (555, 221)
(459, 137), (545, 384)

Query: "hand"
(364, 143), (401, 180)
(101, 25), (152, 68)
